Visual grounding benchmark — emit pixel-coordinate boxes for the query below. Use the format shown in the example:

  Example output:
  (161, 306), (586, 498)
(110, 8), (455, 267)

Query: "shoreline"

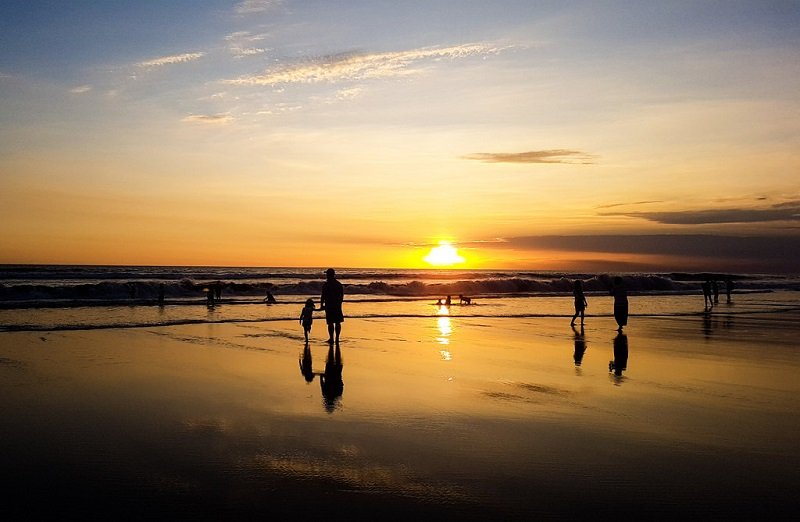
(2, 311), (799, 519)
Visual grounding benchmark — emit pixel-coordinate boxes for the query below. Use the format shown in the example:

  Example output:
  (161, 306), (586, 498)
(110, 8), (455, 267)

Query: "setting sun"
(424, 241), (465, 267)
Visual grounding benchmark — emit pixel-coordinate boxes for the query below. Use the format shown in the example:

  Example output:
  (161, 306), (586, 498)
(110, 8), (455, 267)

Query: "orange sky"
(1, 2), (799, 272)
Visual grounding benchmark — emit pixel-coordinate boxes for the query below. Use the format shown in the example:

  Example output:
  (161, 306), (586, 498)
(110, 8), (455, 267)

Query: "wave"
(2, 272), (795, 308)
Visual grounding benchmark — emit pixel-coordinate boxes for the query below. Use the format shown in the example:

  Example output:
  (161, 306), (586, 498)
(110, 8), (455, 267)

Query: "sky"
(1, 0), (799, 272)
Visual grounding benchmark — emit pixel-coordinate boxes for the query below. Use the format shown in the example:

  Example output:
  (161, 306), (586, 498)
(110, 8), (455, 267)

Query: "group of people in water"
(702, 277), (734, 310)
(435, 294), (473, 307)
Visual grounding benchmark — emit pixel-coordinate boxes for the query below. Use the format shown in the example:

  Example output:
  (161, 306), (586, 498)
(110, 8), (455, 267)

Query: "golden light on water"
(424, 241), (465, 267)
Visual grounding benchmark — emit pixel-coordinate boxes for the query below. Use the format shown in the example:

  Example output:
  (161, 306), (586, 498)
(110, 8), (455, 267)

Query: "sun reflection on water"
(436, 308), (453, 360)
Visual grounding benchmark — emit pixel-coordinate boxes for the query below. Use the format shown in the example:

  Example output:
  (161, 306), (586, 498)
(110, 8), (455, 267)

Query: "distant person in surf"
(265, 290), (277, 304)
(712, 279), (720, 304)
(725, 278), (734, 303)
(570, 280), (588, 327)
(320, 268), (344, 343)
(610, 276), (628, 332)
(702, 279), (713, 310)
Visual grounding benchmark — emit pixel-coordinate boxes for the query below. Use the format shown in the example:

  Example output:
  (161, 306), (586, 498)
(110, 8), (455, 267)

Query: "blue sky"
(2, 1), (799, 271)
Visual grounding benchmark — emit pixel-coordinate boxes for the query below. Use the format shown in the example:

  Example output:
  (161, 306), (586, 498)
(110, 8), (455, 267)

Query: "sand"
(2, 311), (799, 519)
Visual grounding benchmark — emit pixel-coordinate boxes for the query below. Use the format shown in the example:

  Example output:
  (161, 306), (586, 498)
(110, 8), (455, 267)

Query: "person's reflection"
(571, 325), (586, 369)
(299, 342), (315, 383)
(703, 309), (713, 338)
(609, 331), (628, 381)
(320, 342), (344, 413)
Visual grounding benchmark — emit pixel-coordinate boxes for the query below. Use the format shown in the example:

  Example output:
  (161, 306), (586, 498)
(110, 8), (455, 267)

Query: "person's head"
(574, 280), (583, 290)
(613, 276), (623, 285)
(305, 298), (314, 308)
(325, 268), (335, 279)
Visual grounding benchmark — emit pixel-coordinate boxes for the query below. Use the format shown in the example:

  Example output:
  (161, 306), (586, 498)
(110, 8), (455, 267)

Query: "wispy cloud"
(596, 200), (662, 209)
(234, 0), (281, 15)
(224, 31), (269, 58)
(602, 202), (800, 225)
(225, 43), (501, 86)
(136, 52), (206, 68)
(69, 85), (92, 94)
(181, 114), (233, 125)
(463, 150), (596, 165)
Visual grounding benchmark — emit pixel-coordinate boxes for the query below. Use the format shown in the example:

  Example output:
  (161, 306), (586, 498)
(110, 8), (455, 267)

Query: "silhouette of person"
(572, 325), (586, 366)
(610, 276), (628, 331)
(265, 290), (277, 304)
(157, 283), (165, 305)
(320, 268), (344, 343)
(320, 342), (343, 413)
(206, 286), (215, 307)
(725, 278), (734, 303)
(702, 279), (713, 310)
(570, 279), (588, 326)
(436, 298), (444, 306)
(712, 279), (719, 304)
(609, 331), (628, 378)
(299, 298), (319, 342)
(214, 281), (222, 302)
(445, 295), (452, 307)
(299, 342), (314, 383)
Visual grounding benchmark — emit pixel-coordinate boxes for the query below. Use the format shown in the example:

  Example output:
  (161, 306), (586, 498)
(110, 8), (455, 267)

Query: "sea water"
(1, 265), (798, 331)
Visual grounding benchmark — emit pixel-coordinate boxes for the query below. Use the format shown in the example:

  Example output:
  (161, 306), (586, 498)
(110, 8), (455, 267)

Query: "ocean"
(2, 264), (799, 331)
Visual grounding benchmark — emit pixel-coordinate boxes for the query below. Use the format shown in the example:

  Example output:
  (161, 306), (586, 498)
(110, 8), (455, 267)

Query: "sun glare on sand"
(424, 241), (465, 267)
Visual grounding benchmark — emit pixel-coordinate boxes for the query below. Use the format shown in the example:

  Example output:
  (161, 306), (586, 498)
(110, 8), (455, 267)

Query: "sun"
(424, 241), (465, 267)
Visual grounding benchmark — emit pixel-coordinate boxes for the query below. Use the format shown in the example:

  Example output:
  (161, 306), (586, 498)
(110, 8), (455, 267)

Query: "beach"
(2, 295), (799, 519)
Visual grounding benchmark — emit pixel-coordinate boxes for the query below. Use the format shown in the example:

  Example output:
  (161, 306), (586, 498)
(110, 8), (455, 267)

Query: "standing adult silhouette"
(610, 276), (628, 332)
(320, 268), (344, 343)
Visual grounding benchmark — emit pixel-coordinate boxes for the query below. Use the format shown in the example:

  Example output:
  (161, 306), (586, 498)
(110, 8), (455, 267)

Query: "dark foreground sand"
(2, 312), (799, 520)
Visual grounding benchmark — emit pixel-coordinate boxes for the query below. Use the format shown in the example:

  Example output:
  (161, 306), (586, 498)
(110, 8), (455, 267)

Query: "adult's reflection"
(609, 331), (628, 380)
(571, 325), (586, 368)
(320, 342), (344, 413)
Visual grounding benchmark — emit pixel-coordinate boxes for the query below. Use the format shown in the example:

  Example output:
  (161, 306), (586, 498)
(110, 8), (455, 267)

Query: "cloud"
(225, 43), (501, 86)
(69, 85), (92, 94)
(234, 0), (281, 14)
(602, 202), (800, 224)
(224, 31), (269, 58)
(136, 52), (206, 68)
(498, 234), (800, 272)
(595, 200), (662, 209)
(181, 114), (233, 125)
(462, 150), (596, 165)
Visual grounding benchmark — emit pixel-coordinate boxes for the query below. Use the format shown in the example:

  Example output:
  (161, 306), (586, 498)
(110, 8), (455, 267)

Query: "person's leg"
(327, 323), (334, 342)
(334, 322), (341, 342)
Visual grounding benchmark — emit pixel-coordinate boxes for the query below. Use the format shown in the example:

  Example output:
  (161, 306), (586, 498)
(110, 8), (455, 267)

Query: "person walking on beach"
(570, 279), (588, 327)
(320, 268), (344, 343)
(712, 279), (720, 305)
(725, 278), (734, 303)
(610, 276), (628, 332)
(299, 298), (319, 342)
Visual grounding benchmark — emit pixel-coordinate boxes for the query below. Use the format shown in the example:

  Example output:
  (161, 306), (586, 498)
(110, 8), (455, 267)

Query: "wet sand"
(1, 311), (799, 519)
